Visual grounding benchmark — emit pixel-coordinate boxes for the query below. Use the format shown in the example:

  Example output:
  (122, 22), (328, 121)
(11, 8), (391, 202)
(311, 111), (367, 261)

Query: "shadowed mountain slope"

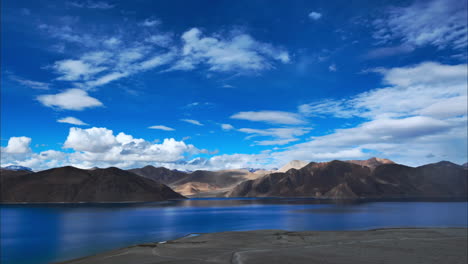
(1, 166), (185, 203)
(228, 160), (467, 199)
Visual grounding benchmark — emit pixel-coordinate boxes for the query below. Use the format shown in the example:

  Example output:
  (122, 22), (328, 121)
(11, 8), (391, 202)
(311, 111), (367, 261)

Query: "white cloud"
(149, 125), (175, 131)
(365, 45), (414, 59)
(57, 117), (88, 126)
(287, 62), (468, 166)
(328, 64), (337, 72)
(37, 89), (103, 111)
(145, 34), (173, 47)
(63, 127), (201, 164)
(373, 0), (467, 50)
(68, 1), (114, 9)
(64, 127), (118, 152)
(1, 129), (211, 171)
(301, 62), (467, 120)
(11, 76), (50, 90)
(221, 124), (234, 130)
(41, 21), (288, 91)
(171, 28), (290, 73)
(181, 119), (203, 126)
(309, 12), (322, 20)
(238, 127), (311, 146)
(140, 18), (161, 27)
(231, 111), (305, 125)
(2, 137), (32, 154)
(54, 59), (106, 81)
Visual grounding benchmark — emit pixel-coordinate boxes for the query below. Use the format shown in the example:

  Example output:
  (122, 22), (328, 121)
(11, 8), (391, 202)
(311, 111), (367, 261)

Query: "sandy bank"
(58, 228), (467, 264)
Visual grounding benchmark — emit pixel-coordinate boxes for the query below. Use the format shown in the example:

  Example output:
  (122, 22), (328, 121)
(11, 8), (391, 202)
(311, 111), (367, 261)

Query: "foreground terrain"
(59, 228), (467, 264)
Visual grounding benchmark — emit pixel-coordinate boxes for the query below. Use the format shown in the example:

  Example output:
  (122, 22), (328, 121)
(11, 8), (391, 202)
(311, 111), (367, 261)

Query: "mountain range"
(228, 160), (467, 199)
(1, 158), (467, 203)
(129, 165), (270, 196)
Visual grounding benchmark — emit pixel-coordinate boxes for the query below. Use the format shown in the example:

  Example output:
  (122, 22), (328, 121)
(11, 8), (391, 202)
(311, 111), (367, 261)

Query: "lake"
(1, 198), (467, 264)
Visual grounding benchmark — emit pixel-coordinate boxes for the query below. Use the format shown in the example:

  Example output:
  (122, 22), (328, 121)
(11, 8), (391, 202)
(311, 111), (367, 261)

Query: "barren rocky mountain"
(277, 160), (309, 172)
(228, 160), (467, 199)
(129, 167), (269, 196)
(345, 157), (395, 169)
(1, 166), (185, 203)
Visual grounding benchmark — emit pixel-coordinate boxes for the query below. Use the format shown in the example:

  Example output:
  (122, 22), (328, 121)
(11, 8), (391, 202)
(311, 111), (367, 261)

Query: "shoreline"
(1, 196), (467, 205)
(57, 228), (468, 264)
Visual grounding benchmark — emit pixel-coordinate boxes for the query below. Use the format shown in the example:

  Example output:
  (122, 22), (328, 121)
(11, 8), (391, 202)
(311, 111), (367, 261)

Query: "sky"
(1, 0), (467, 171)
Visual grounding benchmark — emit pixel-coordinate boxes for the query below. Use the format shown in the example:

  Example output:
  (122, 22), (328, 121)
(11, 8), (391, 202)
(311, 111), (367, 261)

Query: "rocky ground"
(59, 228), (467, 264)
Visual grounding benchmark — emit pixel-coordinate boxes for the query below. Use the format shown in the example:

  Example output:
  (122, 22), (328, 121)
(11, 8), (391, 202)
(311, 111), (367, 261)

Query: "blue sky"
(1, 0), (467, 170)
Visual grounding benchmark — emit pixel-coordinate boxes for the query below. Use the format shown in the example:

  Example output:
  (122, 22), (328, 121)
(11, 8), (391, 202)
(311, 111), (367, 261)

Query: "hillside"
(345, 157), (395, 169)
(1, 166), (185, 203)
(228, 160), (467, 199)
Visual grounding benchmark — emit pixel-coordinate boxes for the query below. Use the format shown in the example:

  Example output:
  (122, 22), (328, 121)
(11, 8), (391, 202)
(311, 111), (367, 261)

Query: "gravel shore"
(59, 228), (467, 264)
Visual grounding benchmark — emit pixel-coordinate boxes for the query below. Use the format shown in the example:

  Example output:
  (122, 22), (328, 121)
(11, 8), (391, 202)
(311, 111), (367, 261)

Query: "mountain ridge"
(1, 166), (185, 203)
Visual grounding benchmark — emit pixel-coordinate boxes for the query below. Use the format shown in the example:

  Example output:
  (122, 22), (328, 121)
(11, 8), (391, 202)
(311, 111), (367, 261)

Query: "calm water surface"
(1, 198), (467, 264)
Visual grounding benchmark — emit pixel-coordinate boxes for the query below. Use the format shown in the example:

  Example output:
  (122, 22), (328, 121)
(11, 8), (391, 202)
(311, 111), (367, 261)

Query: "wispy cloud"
(57, 117), (88, 125)
(139, 18), (161, 27)
(148, 125), (175, 131)
(238, 127), (311, 146)
(373, 0), (467, 50)
(169, 28), (290, 73)
(231, 111), (305, 125)
(68, 1), (114, 9)
(180, 119), (203, 126)
(10, 75), (50, 90)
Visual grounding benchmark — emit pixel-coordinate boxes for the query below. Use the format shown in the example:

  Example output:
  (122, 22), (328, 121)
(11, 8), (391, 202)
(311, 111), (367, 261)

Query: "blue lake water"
(1, 198), (467, 264)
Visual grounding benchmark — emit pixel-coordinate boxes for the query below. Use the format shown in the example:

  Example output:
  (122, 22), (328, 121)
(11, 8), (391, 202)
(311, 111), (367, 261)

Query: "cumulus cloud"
(149, 125), (175, 131)
(64, 127), (117, 152)
(2, 137), (32, 154)
(57, 117), (88, 126)
(180, 119), (203, 126)
(61, 127), (202, 165)
(308, 12), (322, 20)
(231, 111), (305, 125)
(373, 0), (467, 50)
(170, 28), (290, 73)
(37, 89), (103, 110)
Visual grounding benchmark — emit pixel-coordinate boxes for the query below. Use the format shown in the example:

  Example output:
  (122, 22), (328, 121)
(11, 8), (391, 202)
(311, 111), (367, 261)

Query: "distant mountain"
(345, 157), (395, 169)
(462, 162), (468, 168)
(3, 165), (33, 172)
(128, 165), (188, 185)
(277, 160), (309, 172)
(228, 160), (467, 199)
(1, 166), (185, 203)
(128, 166), (269, 197)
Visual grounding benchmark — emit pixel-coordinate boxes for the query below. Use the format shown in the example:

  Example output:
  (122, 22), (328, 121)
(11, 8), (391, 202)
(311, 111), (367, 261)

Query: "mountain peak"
(277, 160), (309, 172)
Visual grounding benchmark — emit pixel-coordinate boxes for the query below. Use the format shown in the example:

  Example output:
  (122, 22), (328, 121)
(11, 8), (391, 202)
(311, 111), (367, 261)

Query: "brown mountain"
(228, 160), (467, 199)
(128, 165), (188, 185)
(345, 157), (395, 169)
(1, 166), (185, 203)
(128, 166), (268, 197)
